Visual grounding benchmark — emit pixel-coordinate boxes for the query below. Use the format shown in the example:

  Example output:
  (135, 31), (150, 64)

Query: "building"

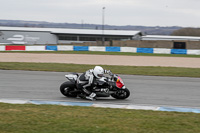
(142, 35), (200, 49)
(0, 26), (142, 45)
(142, 35), (200, 41)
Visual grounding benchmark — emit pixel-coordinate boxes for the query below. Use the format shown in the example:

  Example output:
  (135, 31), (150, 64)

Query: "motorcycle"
(60, 72), (130, 100)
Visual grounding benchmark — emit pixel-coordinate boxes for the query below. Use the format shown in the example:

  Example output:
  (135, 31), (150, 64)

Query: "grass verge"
(0, 103), (200, 133)
(1, 51), (200, 58)
(0, 62), (200, 77)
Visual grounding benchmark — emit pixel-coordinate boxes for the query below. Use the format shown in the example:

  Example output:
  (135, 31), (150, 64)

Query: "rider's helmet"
(93, 66), (104, 78)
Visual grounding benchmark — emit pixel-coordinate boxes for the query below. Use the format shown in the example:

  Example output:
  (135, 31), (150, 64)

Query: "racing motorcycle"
(60, 72), (130, 100)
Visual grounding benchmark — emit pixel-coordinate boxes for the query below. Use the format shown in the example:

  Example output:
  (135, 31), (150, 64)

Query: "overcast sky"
(0, 0), (200, 27)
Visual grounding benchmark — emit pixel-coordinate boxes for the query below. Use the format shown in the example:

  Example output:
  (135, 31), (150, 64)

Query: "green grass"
(1, 51), (200, 58)
(1, 62), (200, 77)
(0, 103), (200, 133)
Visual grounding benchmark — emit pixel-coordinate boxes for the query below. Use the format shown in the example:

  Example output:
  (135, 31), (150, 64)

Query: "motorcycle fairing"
(116, 76), (125, 88)
(65, 74), (78, 84)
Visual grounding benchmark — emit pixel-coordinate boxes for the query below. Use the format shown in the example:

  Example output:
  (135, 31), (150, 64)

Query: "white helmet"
(93, 66), (104, 78)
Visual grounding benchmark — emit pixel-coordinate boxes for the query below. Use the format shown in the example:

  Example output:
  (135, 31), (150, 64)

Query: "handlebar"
(107, 73), (118, 81)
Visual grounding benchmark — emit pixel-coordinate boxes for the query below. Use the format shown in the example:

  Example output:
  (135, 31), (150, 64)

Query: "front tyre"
(111, 88), (130, 99)
(60, 81), (77, 97)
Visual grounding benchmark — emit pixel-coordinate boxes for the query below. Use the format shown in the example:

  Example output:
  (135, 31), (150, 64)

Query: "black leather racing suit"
(77, 69), (110, 96)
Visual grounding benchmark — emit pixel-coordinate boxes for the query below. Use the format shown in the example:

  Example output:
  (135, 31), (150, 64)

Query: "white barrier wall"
(89, 46), (106, 52)
(154, 48), (171, 54)
(0, 46), (5, 51)
(57, 45), (73, 51)
(1, 45), (200, 55)
(187, 50), (200, 55)
(26, 46), (46, 51)
(120, 47), (137, 53)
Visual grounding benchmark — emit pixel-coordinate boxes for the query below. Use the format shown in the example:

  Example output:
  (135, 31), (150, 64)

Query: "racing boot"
(86, 92), (96, 101)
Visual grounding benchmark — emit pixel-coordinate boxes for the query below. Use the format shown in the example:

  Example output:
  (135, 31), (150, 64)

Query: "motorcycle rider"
(77, 66), (112, 100)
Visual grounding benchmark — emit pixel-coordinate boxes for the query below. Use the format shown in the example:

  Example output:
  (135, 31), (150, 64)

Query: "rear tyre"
(60, 81), (77, 97)
(111, 88), (130, 99)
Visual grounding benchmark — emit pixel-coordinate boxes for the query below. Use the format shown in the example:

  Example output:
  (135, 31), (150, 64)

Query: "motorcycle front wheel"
(111, 88), (130, 99)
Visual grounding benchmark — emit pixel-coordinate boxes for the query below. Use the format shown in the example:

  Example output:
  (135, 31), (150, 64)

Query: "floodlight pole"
(102, 7), (105, 45)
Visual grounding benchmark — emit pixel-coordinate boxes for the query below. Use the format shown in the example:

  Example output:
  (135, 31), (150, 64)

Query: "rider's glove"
(113, 75), (118, 81)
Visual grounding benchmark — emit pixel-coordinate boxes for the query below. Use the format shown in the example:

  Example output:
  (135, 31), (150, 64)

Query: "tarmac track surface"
(0, 70), (200, 108)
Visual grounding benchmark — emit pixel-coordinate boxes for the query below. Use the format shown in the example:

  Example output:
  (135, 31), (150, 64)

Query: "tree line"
(171, 28), (200, 36)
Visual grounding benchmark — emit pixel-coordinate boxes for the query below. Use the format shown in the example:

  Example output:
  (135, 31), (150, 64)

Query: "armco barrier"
(1, 45), (200, 55)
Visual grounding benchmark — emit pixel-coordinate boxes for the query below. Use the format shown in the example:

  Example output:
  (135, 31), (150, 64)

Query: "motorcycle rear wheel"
(60, 81), (77, 97)
(111, 88), (130, 99)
